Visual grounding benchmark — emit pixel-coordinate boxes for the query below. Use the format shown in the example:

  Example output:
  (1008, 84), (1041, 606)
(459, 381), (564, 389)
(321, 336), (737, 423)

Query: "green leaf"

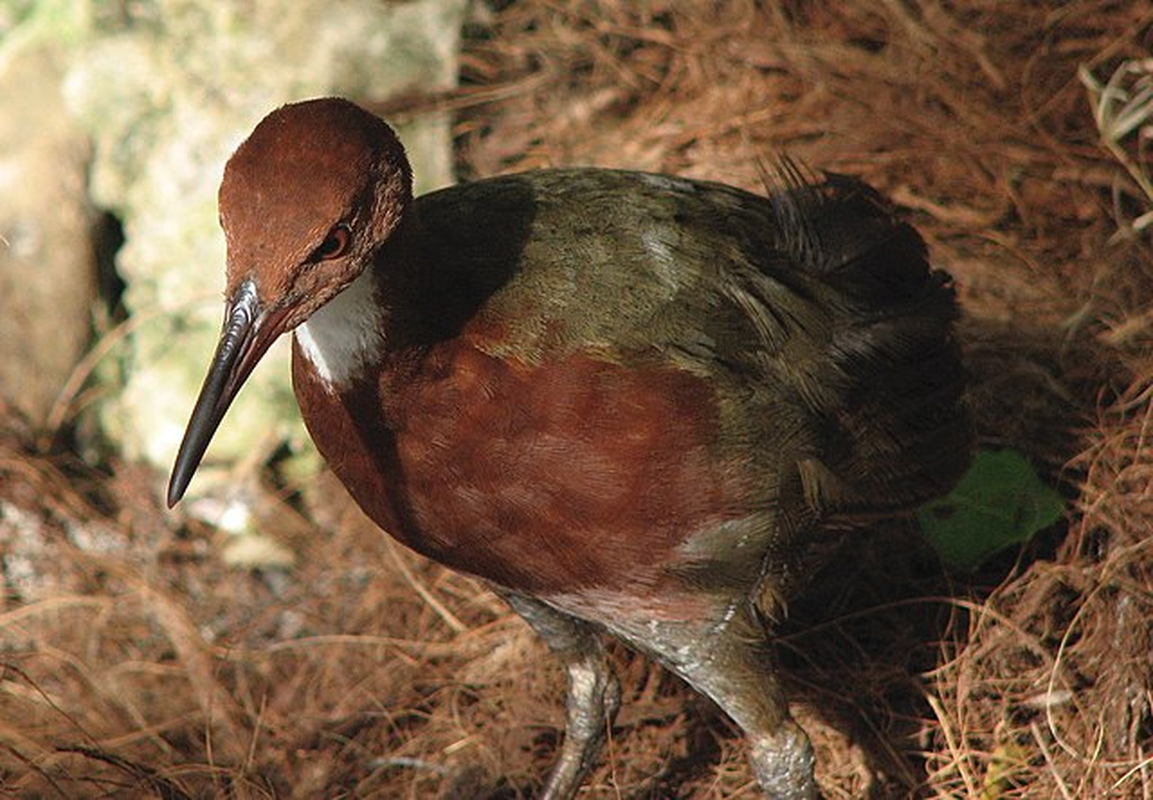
(917, 449), (1066, 571)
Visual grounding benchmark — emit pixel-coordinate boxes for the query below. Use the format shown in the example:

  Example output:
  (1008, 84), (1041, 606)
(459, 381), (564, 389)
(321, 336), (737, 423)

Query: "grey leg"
(503, 593), (622, 800)
(604, 599), (817, 800)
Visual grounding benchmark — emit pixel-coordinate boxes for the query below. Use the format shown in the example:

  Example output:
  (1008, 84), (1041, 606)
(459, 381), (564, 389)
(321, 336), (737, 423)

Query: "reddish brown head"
(167, 98), (412, 507)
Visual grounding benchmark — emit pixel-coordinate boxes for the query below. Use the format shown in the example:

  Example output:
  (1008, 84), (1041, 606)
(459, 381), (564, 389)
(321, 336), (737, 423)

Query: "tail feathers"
(763, 160), (971, 513)
(767, 160), (935, 310)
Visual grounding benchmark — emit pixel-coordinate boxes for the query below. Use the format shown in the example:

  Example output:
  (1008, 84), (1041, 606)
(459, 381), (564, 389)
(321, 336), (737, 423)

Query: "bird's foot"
(537, 645), (621, 800)
(501, 592), (620, 800)
(748, 721), (817, 800)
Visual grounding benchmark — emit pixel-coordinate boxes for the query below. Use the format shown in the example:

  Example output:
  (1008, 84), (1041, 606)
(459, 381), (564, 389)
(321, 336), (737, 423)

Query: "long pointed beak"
(167, 280), (289, 507)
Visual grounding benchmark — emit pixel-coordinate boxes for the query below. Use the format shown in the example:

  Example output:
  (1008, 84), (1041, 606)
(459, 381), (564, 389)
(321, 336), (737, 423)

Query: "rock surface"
(0, 45), (96, 426)
(62, 0), (466, 476)
(0, 0), (466, 563)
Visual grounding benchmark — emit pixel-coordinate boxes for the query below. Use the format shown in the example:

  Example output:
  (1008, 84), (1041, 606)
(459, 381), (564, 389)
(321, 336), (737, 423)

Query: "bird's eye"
(313, 224), (351, 261)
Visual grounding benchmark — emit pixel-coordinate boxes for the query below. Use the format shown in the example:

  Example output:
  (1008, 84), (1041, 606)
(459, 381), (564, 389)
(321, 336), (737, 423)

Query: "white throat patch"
(294, 267), (385, 390)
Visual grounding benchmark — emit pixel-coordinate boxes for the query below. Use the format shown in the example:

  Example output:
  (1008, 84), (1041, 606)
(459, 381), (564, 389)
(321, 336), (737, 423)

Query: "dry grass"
(4, 1), (1153, 796)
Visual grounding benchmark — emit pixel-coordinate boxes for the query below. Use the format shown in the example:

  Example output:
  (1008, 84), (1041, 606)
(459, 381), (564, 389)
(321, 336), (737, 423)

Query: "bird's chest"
(293, 338), (746, 596)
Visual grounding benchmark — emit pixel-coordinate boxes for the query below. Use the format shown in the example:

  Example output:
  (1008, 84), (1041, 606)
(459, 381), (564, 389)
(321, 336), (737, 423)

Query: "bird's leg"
(606, 600), (817, 800)
(502, 592), (622, 800)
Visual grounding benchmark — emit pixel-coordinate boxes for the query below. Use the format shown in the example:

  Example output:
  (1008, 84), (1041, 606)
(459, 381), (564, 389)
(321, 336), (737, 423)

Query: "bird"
(167, 97), (970, 799)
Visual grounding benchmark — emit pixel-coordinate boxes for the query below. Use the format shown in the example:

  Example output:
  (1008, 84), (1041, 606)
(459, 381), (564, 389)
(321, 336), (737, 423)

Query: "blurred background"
(1, 1), (1151, 796)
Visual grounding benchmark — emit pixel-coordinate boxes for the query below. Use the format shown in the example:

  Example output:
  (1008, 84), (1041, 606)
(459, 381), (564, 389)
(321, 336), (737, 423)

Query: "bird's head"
(167, 97), (411, 507)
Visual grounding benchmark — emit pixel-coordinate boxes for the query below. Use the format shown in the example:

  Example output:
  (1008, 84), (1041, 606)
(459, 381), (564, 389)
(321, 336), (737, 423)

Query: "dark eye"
(312, 224), (351, 261)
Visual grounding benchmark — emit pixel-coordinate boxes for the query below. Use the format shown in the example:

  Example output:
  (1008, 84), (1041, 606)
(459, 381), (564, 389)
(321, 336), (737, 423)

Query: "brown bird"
(168, 97), (969, 799)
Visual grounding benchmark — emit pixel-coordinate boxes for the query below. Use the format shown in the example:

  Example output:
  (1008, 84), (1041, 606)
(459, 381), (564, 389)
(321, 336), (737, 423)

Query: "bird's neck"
(291, 209), (450, 394)
(293, 205), (508, 394)
(294, 263), (387, 392)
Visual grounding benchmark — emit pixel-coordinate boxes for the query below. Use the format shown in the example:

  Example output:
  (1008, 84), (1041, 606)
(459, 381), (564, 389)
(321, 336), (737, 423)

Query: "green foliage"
(918, 449), (1066, 571)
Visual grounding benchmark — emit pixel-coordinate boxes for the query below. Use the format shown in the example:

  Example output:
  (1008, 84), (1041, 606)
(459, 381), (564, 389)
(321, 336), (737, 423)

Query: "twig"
(1031, 722), (1075, 800)
(383, 536), (469, 634)
(925, 691), (978, 799)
